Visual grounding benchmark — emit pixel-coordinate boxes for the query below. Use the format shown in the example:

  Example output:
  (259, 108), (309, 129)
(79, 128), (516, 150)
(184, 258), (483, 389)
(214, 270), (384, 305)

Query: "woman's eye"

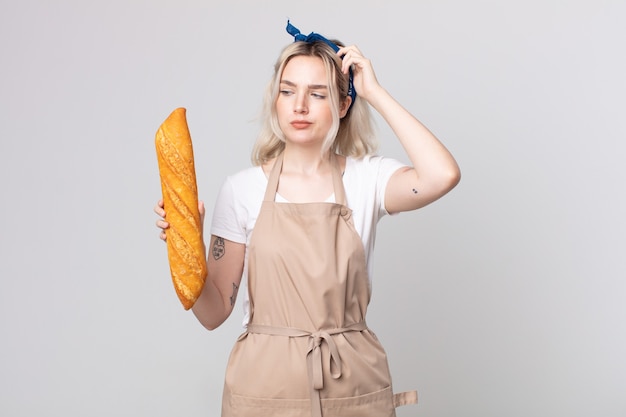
(280, 90), (293, 96)
(311, 93), (326, 99)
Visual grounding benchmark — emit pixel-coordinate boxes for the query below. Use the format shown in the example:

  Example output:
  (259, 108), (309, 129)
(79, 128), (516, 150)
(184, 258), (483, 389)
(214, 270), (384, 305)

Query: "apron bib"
(221, 153), (417, 417)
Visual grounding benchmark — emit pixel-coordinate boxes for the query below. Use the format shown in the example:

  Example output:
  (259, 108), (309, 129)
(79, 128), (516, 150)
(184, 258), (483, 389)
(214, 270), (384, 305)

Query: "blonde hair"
(251, 41), (377, 166)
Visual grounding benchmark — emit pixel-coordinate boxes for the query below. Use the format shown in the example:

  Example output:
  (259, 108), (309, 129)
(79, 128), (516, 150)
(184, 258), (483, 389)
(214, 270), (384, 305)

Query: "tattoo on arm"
(212, 237), (225, 260)
(412, 188), (419, 194)
(229, 282), (239, 307)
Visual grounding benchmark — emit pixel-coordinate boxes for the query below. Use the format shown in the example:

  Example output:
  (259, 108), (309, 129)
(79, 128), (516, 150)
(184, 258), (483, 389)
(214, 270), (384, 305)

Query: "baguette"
(155, 107), (207, 310)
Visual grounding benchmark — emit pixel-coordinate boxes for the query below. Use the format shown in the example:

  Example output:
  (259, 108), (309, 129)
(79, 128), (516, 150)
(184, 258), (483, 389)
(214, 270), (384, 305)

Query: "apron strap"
(393, 390), (418, 407)
(264, 152), (284, 202)
(329, 152), (347, 206)
(263, 151), (348, 206)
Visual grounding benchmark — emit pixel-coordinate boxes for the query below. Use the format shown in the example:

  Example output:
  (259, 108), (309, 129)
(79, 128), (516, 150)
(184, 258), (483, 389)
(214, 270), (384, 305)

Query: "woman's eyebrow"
(280, 79), (328, 90)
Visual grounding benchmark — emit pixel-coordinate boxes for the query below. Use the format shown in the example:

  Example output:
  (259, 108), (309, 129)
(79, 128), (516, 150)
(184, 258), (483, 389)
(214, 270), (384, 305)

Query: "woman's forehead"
(281, 56), (328, 83)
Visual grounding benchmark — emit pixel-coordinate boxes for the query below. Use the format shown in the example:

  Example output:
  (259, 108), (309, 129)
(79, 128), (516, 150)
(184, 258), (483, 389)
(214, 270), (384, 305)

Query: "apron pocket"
(223, 386), (396, 417)
(226, 391), (310, 417)
(321, 385), (396, 417)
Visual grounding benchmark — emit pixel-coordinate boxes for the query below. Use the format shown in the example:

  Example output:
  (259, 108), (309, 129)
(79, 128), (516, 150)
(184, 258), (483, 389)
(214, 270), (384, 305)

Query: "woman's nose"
(294, 94), (308, 114)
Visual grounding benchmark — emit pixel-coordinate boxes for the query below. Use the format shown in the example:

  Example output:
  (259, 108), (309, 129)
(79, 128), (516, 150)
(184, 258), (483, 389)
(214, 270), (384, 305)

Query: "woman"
(155, 22), (460, 417)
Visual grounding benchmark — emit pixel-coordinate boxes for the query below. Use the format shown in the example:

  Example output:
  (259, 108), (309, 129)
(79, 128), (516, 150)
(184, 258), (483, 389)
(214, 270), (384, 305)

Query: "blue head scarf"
(285, 21), (356, 111)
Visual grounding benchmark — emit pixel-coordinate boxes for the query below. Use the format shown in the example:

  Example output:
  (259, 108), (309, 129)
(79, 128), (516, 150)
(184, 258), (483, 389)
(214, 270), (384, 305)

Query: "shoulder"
(215, 165), (266, 212)
(347, 154), (380, 170)
(211, 166), (266, 240)
(345, 154), (406, 178)
(343, 155), (407, 215)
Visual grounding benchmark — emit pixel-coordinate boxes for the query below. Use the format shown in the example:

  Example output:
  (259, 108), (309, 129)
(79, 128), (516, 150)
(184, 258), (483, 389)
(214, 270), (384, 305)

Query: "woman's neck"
(282, 145), (332, 176)
(273, 145), (338, 203)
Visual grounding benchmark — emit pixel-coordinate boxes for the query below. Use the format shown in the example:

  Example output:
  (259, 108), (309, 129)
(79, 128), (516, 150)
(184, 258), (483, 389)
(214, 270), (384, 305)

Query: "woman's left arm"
(338, 46), (461, 213)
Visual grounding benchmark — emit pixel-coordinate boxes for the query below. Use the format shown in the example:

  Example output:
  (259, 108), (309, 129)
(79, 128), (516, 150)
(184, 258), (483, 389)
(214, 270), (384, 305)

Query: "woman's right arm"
(155, 200), (245, 330)
(192, 234), (245, 330)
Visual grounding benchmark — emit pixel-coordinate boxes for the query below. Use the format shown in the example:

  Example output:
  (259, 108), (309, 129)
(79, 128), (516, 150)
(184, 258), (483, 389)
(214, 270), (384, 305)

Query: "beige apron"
(222, 152), (417, 417)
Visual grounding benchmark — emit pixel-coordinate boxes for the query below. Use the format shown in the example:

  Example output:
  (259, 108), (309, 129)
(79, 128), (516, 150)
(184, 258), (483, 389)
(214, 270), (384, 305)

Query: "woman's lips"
(290, 121), (311, 129)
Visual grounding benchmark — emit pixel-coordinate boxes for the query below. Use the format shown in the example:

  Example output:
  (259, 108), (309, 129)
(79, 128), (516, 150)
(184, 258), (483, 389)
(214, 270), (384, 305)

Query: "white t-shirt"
(210, 155), (406, 326)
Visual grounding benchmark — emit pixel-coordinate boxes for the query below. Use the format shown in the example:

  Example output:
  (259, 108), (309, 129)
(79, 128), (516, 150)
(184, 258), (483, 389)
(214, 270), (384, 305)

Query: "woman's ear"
(339, 96), (352, 118)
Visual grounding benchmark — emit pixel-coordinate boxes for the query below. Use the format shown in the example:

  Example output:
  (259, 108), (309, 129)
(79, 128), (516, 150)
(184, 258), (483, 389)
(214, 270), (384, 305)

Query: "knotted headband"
(286, 20), (356, 110)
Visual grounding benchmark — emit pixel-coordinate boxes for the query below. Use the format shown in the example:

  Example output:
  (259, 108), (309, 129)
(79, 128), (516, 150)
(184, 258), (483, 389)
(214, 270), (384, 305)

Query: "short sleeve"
(210, 177), (247, 244)
(372, 156), (406, 218)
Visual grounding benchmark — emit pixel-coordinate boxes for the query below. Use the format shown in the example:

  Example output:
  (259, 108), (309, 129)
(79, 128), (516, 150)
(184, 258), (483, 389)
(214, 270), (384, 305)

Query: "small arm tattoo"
(229, 282), (239, 306)
(412, 188), (419, 194)
(212, 237), (225, 260)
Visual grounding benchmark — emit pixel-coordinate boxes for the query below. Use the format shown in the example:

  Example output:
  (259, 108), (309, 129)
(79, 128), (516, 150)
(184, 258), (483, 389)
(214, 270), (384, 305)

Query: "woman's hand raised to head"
(154, 199), (206, 242)
(336, 46), (461, 214)
(336, 45), (383, 102)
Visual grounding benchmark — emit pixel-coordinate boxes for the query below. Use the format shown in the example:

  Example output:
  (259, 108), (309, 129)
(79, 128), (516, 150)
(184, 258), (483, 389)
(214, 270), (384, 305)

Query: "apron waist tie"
(243, 321), (367, 417)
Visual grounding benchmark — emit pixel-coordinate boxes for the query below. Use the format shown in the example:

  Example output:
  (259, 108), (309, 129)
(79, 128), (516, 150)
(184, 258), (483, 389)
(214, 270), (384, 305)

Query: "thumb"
(198, 200), (206, 223)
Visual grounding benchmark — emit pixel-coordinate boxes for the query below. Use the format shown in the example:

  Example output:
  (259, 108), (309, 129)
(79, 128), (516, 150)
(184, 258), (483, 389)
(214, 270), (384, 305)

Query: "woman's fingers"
(336, 45), (367, 73)
(155, 198), (168, 241)
(154, 199), (165, 217)
(155, 199), (204, 243)
(336, 45), (380, 100)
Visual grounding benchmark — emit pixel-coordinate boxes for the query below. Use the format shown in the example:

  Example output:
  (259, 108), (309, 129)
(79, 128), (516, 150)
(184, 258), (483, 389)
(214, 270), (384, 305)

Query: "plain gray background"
(1, 0), (625, 416)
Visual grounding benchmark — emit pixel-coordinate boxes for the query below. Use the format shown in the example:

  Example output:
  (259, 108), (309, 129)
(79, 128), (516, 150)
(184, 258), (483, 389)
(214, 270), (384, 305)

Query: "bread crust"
(155, 108), (207, 310)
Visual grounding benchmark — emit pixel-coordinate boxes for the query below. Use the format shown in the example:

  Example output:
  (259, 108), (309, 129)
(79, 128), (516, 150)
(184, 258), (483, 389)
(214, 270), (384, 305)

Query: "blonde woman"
(155, 22), (460, 417)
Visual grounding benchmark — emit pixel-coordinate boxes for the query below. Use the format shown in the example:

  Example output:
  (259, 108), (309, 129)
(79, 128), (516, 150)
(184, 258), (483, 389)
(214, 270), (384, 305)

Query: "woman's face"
(275, 55), (336, 149)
